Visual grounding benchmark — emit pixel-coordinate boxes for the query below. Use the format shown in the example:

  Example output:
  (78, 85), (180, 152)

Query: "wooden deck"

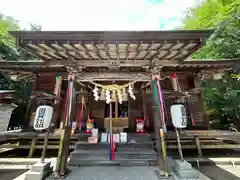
(0, 130), (239, 158)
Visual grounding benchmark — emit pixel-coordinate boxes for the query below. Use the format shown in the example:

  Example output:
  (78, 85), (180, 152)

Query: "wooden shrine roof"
(10, 30), (212, 64)
(2, 30), (239, 82)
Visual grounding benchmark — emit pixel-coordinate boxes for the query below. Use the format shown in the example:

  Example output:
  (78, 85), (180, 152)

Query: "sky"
(0, 0), (204, 30)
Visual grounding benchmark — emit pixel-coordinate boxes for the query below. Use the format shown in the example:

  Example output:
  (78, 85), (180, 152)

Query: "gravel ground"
(51, 166), (175, 180)
(199, 165), (240, 180)
(0, 170), (27, 180)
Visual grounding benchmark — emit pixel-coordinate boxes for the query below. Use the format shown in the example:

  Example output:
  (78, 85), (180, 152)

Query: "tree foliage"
(0, 13), (40, 103)
(203, 74), (240, 125)
(0, 14), (19, 60)
(183, 0), (240, 59)
(182, 0), (240, 127)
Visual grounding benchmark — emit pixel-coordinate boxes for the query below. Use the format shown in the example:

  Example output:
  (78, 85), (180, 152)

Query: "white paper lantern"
(34, 105), (53, 130)
(170, 104), (187, 128)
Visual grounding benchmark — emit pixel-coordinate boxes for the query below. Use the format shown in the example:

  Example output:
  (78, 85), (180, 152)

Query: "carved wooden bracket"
(66, 65), (85, 73)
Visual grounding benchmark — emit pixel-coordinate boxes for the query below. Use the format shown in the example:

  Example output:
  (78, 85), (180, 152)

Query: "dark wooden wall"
(89, 97), (105, 131)
(128, 93), (143, 132)
(28, 72), (208, 130)
(29, 72), (57, 127)
(33, 73), (56, 92)
(144, 75), (208, 130)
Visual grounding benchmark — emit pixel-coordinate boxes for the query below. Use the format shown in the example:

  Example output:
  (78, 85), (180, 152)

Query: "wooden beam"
(149, 42), (166, 64)
(76, 60), (152, 67)
(143, 41), (154, 60)
(76, 72), (151, 81)
(80, 43), (93, 59)
(70, 43), (86, 59)
(92, 42), (103, 60)
(134, 41), (142, 60)
(158, 43), (177, 60)
(104, 42), (111, 60)
(0, 58), (238, 71)
(116, 42), (119, 61)
(13, 31), (211, 43)
(126, 42), (130, 60)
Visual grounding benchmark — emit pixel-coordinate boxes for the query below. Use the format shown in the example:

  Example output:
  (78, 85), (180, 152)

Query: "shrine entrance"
(6, 30), (221, 177)
(104, 101), (128, 133)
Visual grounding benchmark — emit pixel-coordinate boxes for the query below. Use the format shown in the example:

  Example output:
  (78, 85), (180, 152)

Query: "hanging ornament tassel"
(153, 77), (166, 132)
(54, 76), (62, 104)
(93, 86), (99, 101)
(68, 77), (74, 125)
(78, 87), (84, 130)
(64, 75), (75, 126)
(128, 85), (136, 100)
(105, 89), (111, 104)
(156, 78), (167, 132)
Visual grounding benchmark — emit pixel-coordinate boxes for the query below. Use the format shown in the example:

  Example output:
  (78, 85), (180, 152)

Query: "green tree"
(183, 0), (240, 59)
(0, 13), (41, 129)
(182, 0), (240, 128)
(0, 13), (40, 101)
(203, 74), (240, 125)
(0, 13), (19, 60)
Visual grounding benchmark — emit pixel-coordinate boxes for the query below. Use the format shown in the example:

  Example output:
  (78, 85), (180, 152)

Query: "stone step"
(116, 143), (154, 150)
(68, 159), (157, 166)
(115, 148), (154, 152)
(128, 136), (153, 141)
(75, 143), (109, 150)
(70, 154), (157, 161)
(115, 150), (156, 154)
(75, 142), (154, 150)
(115, 154), (157, 159)
(70, 155), (110, 161)
(71, 150), (109, 155)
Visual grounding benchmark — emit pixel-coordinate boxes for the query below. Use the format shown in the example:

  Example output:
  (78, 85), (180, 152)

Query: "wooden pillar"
(171, 73), (184, 161)
(52, 76), (63, 130)
(115, 94), (118, 118)
(55, 74), (75, 177)
(151, 69), (168, 177)
(195, 136), (203, 157)
(28, 138), (37, 157)
(61, 74), (75, 175)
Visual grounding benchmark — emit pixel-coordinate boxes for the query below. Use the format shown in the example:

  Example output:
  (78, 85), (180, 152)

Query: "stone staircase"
(68, 133), (157, 166)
